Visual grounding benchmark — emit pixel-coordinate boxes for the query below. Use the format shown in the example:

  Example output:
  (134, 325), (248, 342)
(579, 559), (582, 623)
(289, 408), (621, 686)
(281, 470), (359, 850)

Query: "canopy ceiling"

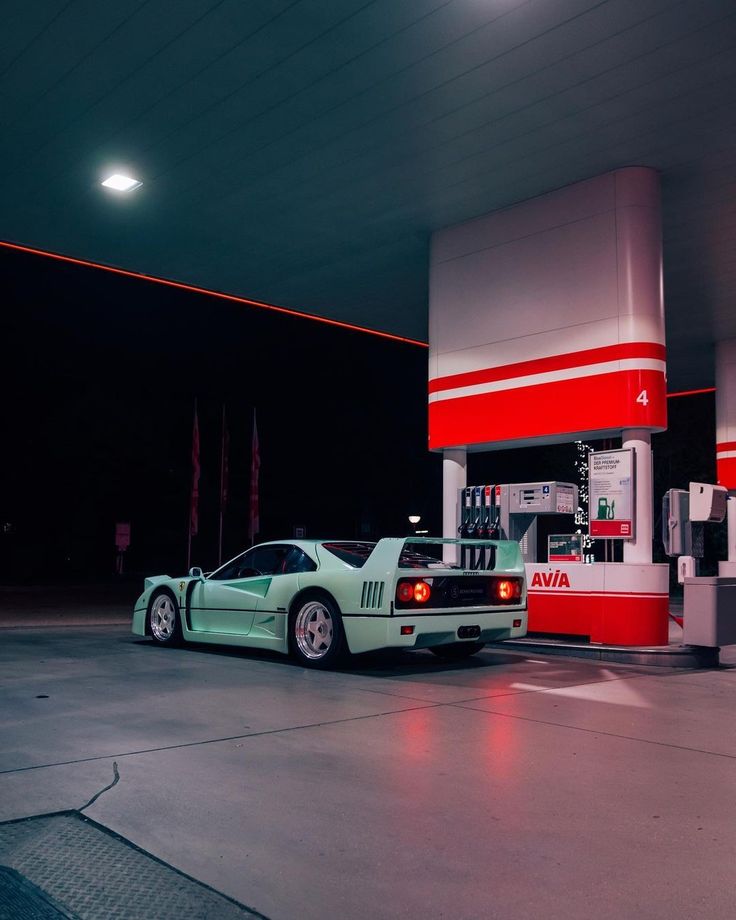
(2, 0), (735, 386)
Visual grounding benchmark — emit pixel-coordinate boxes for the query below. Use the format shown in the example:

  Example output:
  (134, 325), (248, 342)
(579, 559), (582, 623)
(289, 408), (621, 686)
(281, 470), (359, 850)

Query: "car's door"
(189, 545), (293, 635)
(249, 545), (319, 638)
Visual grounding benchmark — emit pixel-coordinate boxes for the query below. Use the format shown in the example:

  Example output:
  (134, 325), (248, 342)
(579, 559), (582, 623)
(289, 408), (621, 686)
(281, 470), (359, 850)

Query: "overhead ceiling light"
(101, 173), (142, 192)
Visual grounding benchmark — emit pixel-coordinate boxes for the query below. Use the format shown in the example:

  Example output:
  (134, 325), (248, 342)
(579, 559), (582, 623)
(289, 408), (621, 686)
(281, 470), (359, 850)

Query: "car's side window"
(246, 545), (292, 575)
(283, 546), (317, 574)
(209, 545), (312, 580)
(209, 550), (253, 581)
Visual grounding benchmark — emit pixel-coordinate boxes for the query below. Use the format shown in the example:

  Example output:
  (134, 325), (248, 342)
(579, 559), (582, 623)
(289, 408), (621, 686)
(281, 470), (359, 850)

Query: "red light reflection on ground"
(400, 708), (433, 761)
(483, 710), (521, 784)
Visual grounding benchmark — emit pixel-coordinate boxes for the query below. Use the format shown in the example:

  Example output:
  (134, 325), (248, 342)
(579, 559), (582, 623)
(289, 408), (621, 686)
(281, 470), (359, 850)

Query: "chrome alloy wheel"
(294, 601), (334, 660)
(150, 594), (177, 642)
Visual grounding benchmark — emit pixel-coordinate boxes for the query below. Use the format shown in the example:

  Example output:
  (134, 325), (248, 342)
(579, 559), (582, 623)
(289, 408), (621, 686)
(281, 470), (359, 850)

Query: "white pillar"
(719, 494), (736, 575)
(622, 428), (652, 564)
(443, 449), (466, 563)
(715, 341), (736, 574)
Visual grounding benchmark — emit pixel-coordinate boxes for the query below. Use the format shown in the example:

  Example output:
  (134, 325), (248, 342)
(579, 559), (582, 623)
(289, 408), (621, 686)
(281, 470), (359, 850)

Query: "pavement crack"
(0, 703), (443, 775)
(78, 760), (120, 811)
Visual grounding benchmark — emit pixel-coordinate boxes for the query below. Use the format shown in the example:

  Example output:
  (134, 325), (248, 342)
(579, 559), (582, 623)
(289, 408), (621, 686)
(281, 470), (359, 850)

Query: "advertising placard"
(548, 534), (583, 562)
(589, 449), (634, 538)
(115, 522), (131, 551)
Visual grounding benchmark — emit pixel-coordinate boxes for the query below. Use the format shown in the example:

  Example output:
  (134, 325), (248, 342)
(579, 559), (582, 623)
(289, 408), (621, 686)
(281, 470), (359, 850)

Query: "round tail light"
(397, 582), (414, 603)
(495, 578), (520, 601)
(414, 581), (431, 603)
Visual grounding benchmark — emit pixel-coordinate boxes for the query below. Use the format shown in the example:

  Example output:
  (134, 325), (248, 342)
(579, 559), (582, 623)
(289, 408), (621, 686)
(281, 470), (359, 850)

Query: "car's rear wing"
(361, 537), (524, 577)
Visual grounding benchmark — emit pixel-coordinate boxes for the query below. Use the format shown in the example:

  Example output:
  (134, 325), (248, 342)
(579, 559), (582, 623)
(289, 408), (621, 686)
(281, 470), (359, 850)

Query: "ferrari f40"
(131, 538), (527, 668)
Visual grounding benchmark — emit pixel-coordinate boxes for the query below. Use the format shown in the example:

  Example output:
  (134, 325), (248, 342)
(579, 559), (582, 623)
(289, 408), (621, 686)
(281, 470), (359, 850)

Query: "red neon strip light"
(666, 387), (715, 399)
(0, 239), (428, 348)
(428, 342), (666, 394)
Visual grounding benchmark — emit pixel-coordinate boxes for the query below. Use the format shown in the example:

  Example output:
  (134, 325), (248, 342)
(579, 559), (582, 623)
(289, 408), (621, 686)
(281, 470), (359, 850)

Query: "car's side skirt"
(178, 624), (290, 654)
(179, 603), (288, 652)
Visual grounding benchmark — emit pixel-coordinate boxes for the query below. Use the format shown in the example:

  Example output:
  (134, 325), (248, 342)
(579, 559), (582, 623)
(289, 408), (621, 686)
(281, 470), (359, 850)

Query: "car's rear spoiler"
(362, 537), (524, 576)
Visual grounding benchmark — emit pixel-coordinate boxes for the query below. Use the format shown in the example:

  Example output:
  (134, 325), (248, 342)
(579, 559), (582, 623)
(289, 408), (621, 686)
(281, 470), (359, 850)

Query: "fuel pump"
(457, 481), (577, 567)
(457, 484), (496, 569)
(495, 481), (578, 563)
(477, 485), (498, 538)
(458, 487), (474, 539)
(661, 482), (736, 649)
(662, 482), (727, 582)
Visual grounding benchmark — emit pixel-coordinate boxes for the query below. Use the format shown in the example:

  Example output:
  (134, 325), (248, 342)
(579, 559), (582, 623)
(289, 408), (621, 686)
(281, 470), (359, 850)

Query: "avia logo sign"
(531, 570), (571, 588)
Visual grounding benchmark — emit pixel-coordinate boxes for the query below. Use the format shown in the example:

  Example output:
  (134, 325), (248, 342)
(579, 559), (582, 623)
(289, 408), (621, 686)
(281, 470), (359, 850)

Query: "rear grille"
(360, 581), (385, 609)
(394, 576), (523, 610)
(431, 576), (495, 608)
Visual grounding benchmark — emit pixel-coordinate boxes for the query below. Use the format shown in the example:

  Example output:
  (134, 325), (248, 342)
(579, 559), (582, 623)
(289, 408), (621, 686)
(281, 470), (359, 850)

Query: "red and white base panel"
(526, 563), (670, 646)
(716, 442), (736, 491)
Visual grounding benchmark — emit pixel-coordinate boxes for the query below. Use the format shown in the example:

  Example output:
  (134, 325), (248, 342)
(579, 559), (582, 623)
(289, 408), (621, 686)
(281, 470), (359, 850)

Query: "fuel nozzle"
(487, 509), (501, 539)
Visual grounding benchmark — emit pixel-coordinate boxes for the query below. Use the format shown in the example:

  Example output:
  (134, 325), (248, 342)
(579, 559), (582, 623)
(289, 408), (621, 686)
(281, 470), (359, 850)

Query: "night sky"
(0, 246), (439, 580)
(0, 245), (718, 582)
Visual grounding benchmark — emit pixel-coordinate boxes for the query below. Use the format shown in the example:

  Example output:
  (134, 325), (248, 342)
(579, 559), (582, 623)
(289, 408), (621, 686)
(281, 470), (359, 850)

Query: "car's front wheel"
(289, 594), (346, 669)
(148, 590), (182, 646)
(429, 641), (485, 660)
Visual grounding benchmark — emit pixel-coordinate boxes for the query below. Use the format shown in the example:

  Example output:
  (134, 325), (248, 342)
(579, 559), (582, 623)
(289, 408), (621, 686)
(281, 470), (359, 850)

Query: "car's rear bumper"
(342, 607), (527, 654)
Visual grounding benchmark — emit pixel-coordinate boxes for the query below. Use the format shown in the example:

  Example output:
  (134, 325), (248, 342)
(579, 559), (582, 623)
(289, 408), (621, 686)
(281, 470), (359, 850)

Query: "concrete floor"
(1, 625), (735, 920)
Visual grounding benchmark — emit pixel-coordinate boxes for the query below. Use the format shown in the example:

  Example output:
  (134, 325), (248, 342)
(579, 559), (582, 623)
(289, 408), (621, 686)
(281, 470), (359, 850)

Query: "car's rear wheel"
(429, 641), (485, 660)
(289, 594), (346, 669)
(148, 590), (182, 646)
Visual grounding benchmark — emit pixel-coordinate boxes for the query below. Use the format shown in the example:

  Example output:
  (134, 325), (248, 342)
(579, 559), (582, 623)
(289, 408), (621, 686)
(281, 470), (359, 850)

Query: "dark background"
(0, 246), (718, 583)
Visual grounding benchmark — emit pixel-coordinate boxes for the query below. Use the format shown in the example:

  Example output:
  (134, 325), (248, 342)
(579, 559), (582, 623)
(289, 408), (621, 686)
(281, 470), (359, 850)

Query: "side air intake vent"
(360, 581), (385, 609)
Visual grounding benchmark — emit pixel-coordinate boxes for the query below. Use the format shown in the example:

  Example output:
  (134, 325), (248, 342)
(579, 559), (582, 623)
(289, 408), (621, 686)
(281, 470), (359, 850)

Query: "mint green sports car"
(132, 538), (527, 668)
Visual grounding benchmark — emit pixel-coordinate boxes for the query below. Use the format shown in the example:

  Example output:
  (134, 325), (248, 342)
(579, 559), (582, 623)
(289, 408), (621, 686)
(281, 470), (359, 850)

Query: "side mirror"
(189, 566), (204, 580)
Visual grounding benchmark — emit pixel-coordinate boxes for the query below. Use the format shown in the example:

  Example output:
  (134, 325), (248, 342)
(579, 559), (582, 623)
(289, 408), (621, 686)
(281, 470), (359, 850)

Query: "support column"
(716, 341), (736, 574)
(442, 449), (466, 563)
(622, 428), (652, 564)
(727, 497), (736, 564)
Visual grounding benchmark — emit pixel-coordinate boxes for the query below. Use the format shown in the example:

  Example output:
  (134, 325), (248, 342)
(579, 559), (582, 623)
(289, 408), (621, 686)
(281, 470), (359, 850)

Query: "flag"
(249, 410), (260, 543)
(189, 402), (201, 537)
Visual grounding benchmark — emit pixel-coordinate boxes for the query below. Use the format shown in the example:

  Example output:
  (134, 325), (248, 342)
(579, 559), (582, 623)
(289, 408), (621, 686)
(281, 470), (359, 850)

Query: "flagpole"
(187, 515), (192, 571)
(187, 398), (200, 571)
(218, 403), (226, 566)
(249, 408), (260, 546)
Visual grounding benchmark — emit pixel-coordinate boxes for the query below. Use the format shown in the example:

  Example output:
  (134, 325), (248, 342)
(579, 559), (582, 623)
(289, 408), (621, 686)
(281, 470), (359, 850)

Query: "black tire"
(289, 592), (347, 669)
(148, 590), (183, 646)
(429, 641), (485, 660)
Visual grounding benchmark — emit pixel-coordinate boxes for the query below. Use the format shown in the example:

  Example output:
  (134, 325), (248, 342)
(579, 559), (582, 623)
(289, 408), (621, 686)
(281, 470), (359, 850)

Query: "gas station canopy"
(2, 0), (735, 387)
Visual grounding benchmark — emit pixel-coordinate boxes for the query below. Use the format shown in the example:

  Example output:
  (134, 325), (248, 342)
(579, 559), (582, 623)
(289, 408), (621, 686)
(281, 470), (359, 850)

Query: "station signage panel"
(428, 167), (666, 451)
(589, 449), (634, 539)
